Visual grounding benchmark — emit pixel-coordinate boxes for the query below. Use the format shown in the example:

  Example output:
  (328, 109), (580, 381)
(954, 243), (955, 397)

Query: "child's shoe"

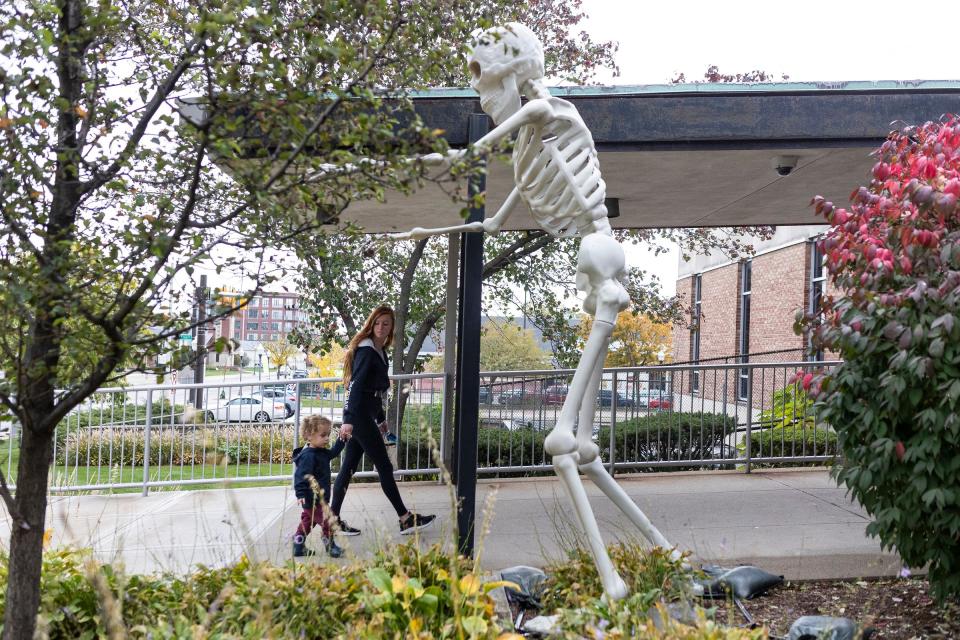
(292, 535), (316, 557)
(324, 537), (343, 558)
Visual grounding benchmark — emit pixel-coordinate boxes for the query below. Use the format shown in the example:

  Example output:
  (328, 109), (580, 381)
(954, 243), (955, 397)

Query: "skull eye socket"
(468, 61), (481, 81)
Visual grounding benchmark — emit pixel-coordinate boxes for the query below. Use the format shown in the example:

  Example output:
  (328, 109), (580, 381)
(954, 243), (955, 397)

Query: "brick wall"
(751, 243), (807, 356)
(675, 240), (815, 409)
(672, 276), (693, 363)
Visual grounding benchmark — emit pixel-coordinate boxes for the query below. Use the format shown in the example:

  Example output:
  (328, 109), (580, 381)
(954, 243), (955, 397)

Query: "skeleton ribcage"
(514, 119), (606, 237)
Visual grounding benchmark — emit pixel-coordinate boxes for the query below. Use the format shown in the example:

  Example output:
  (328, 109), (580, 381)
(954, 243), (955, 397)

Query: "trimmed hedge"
(748, 423), (838, 460)
(598, 412), (736, 466)
(54, 426), (295, 466)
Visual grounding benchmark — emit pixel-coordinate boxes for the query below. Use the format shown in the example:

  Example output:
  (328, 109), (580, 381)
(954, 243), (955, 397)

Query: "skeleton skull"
(467, 22), (544, 124)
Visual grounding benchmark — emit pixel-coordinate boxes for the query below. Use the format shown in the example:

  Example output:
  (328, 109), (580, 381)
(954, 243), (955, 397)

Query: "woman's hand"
(378, 421), (388, 435)
(340, 423), (353, 440)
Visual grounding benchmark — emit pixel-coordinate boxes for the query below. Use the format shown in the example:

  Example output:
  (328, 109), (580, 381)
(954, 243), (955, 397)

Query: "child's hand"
(298, 498), (305, 507)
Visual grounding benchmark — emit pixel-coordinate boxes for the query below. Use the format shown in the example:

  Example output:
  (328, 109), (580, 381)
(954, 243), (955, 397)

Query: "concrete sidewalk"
(1, 468), (901, 579)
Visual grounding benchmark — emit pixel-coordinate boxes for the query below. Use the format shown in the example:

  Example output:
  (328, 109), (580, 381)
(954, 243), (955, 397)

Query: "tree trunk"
(3, 423), (54, 640)
(389, 240), (428, 434)
(3, 2), (86, 635)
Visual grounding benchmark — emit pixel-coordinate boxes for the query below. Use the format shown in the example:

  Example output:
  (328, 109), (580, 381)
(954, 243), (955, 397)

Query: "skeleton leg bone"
(547, 319), (628, 600)
(547, 234), (685, 600)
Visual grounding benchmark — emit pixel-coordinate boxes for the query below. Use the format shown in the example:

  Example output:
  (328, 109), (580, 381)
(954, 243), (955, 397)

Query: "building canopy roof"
(336, 81), (960, 231)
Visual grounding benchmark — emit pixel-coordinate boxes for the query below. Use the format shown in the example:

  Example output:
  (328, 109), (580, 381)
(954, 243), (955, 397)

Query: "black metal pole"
(195, 274), (207, 409)
(454, 113), (488, 557)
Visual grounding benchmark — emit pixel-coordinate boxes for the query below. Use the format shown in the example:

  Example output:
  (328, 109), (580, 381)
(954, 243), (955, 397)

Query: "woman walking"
(330, 305), (436, 536)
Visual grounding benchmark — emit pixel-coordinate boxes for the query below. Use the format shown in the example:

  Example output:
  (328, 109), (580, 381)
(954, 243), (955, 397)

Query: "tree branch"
(0, 468), (28, 531)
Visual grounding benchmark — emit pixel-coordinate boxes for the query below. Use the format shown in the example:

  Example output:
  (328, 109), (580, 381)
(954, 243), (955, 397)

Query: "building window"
(248, 309), (258, 318)
(248, 322), (258, 330)
(273, 309), (283, 319)
(246, 333), (255, 341)
(690, 274), (702, 393)
(250, 297), (260, 307)
(271, 322), (280, 331)
(738, 260), (752, 401)
(808, 239), (826, 361)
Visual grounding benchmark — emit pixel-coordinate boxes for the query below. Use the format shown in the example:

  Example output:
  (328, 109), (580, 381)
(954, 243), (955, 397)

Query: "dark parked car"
(478, 386), (493, 404)
(498, 389), (538, 406)
(292, 369), (309, 379)
(597, 390), (634, 408)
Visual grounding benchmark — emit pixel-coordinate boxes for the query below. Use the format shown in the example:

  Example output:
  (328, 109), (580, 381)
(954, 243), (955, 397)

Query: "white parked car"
(206, 396), (288, 423)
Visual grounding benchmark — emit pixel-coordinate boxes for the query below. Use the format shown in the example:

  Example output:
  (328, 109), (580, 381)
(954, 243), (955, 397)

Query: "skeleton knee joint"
(577, 441), (601, 466)
(545, 428), (577, 456)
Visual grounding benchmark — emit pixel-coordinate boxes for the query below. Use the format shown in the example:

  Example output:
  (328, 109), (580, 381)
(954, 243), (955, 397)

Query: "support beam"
(440, 233), (459, 474)
(454, 113), (488, 557)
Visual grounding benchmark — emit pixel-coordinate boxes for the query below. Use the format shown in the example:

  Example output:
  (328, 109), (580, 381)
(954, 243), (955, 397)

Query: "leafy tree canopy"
(579, 311), (672, 367)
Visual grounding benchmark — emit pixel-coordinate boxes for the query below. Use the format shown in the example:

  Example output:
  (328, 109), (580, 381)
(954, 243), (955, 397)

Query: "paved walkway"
(2, 469), (901, 579)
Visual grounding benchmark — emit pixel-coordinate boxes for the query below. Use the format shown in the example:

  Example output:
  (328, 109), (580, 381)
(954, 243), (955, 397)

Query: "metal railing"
(0, 360), (840, 494)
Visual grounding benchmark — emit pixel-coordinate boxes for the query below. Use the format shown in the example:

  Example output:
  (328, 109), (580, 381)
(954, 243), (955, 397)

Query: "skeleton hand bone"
(421, 148), (467, 166)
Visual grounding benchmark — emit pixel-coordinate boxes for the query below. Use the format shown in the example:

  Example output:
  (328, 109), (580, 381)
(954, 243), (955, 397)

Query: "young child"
(291, 415), (347, 558)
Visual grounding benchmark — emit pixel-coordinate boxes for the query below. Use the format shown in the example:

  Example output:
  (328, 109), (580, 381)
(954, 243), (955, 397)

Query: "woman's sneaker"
(399, 513), (436, 535)
(336, 519), (361, 536)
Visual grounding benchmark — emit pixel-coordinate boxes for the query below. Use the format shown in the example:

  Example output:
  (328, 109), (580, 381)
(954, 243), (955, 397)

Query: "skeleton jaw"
(475, 73), (522, 125)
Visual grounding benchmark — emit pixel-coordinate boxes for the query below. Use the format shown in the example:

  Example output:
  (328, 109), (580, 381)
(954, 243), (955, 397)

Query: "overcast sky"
(580, 0), (959, 296)
(581, 0), (959, 86)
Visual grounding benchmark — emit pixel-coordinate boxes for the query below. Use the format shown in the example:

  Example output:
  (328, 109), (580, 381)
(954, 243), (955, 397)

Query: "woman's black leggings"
(330, 412), (407, 518)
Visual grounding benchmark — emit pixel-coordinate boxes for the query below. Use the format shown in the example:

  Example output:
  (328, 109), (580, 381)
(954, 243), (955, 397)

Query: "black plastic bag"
(787, 615), (869, 640)
(500, 565), (548, 610)
(699, 564), (783, 599)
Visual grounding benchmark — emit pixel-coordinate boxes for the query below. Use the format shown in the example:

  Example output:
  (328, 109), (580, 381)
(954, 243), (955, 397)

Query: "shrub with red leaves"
(800, 116), (960, 602)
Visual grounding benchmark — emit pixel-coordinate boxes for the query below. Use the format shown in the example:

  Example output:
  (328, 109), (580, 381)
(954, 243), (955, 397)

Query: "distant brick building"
(672, 225), (831, 406)
(200, 290), (308, 369)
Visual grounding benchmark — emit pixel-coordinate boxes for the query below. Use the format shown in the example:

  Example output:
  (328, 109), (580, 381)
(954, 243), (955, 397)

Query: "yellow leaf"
(409, 617), (422, 634)
(497, 634), (526, 640)
(74, 105), (88, 118)
(42, 529), (52, 549)
(391, 575), (407, 593)
(0, 118), (12, 129)
(436, 568), (449, 581)
(458, 574), (480, 596)
(482, 580), (520, 594)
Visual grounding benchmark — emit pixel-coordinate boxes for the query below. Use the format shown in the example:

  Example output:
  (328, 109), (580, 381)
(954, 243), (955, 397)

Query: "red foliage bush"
(803, 115), (960, 601)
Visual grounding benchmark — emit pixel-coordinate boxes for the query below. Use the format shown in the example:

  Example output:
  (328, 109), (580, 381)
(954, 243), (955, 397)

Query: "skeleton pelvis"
(577, 234), (628, 321)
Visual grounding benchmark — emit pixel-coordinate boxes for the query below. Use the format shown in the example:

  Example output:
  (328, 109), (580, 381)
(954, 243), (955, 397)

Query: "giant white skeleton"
(390, 23), (683, 600)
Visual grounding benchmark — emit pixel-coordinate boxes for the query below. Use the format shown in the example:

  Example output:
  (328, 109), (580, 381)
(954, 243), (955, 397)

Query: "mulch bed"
(713, 577), (960, 639)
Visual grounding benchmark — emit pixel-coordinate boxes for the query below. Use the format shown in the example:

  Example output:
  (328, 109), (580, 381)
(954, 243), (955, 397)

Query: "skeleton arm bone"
(387, 187), (521, 240)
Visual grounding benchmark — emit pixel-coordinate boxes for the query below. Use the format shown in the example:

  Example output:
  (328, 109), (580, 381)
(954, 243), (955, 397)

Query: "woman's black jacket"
(343, 339), (389, 426)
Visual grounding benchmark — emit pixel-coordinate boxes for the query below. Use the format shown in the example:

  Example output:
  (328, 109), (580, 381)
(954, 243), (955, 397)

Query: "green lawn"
(299, 398), (344, 409)
(2, 446), (293, 494)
